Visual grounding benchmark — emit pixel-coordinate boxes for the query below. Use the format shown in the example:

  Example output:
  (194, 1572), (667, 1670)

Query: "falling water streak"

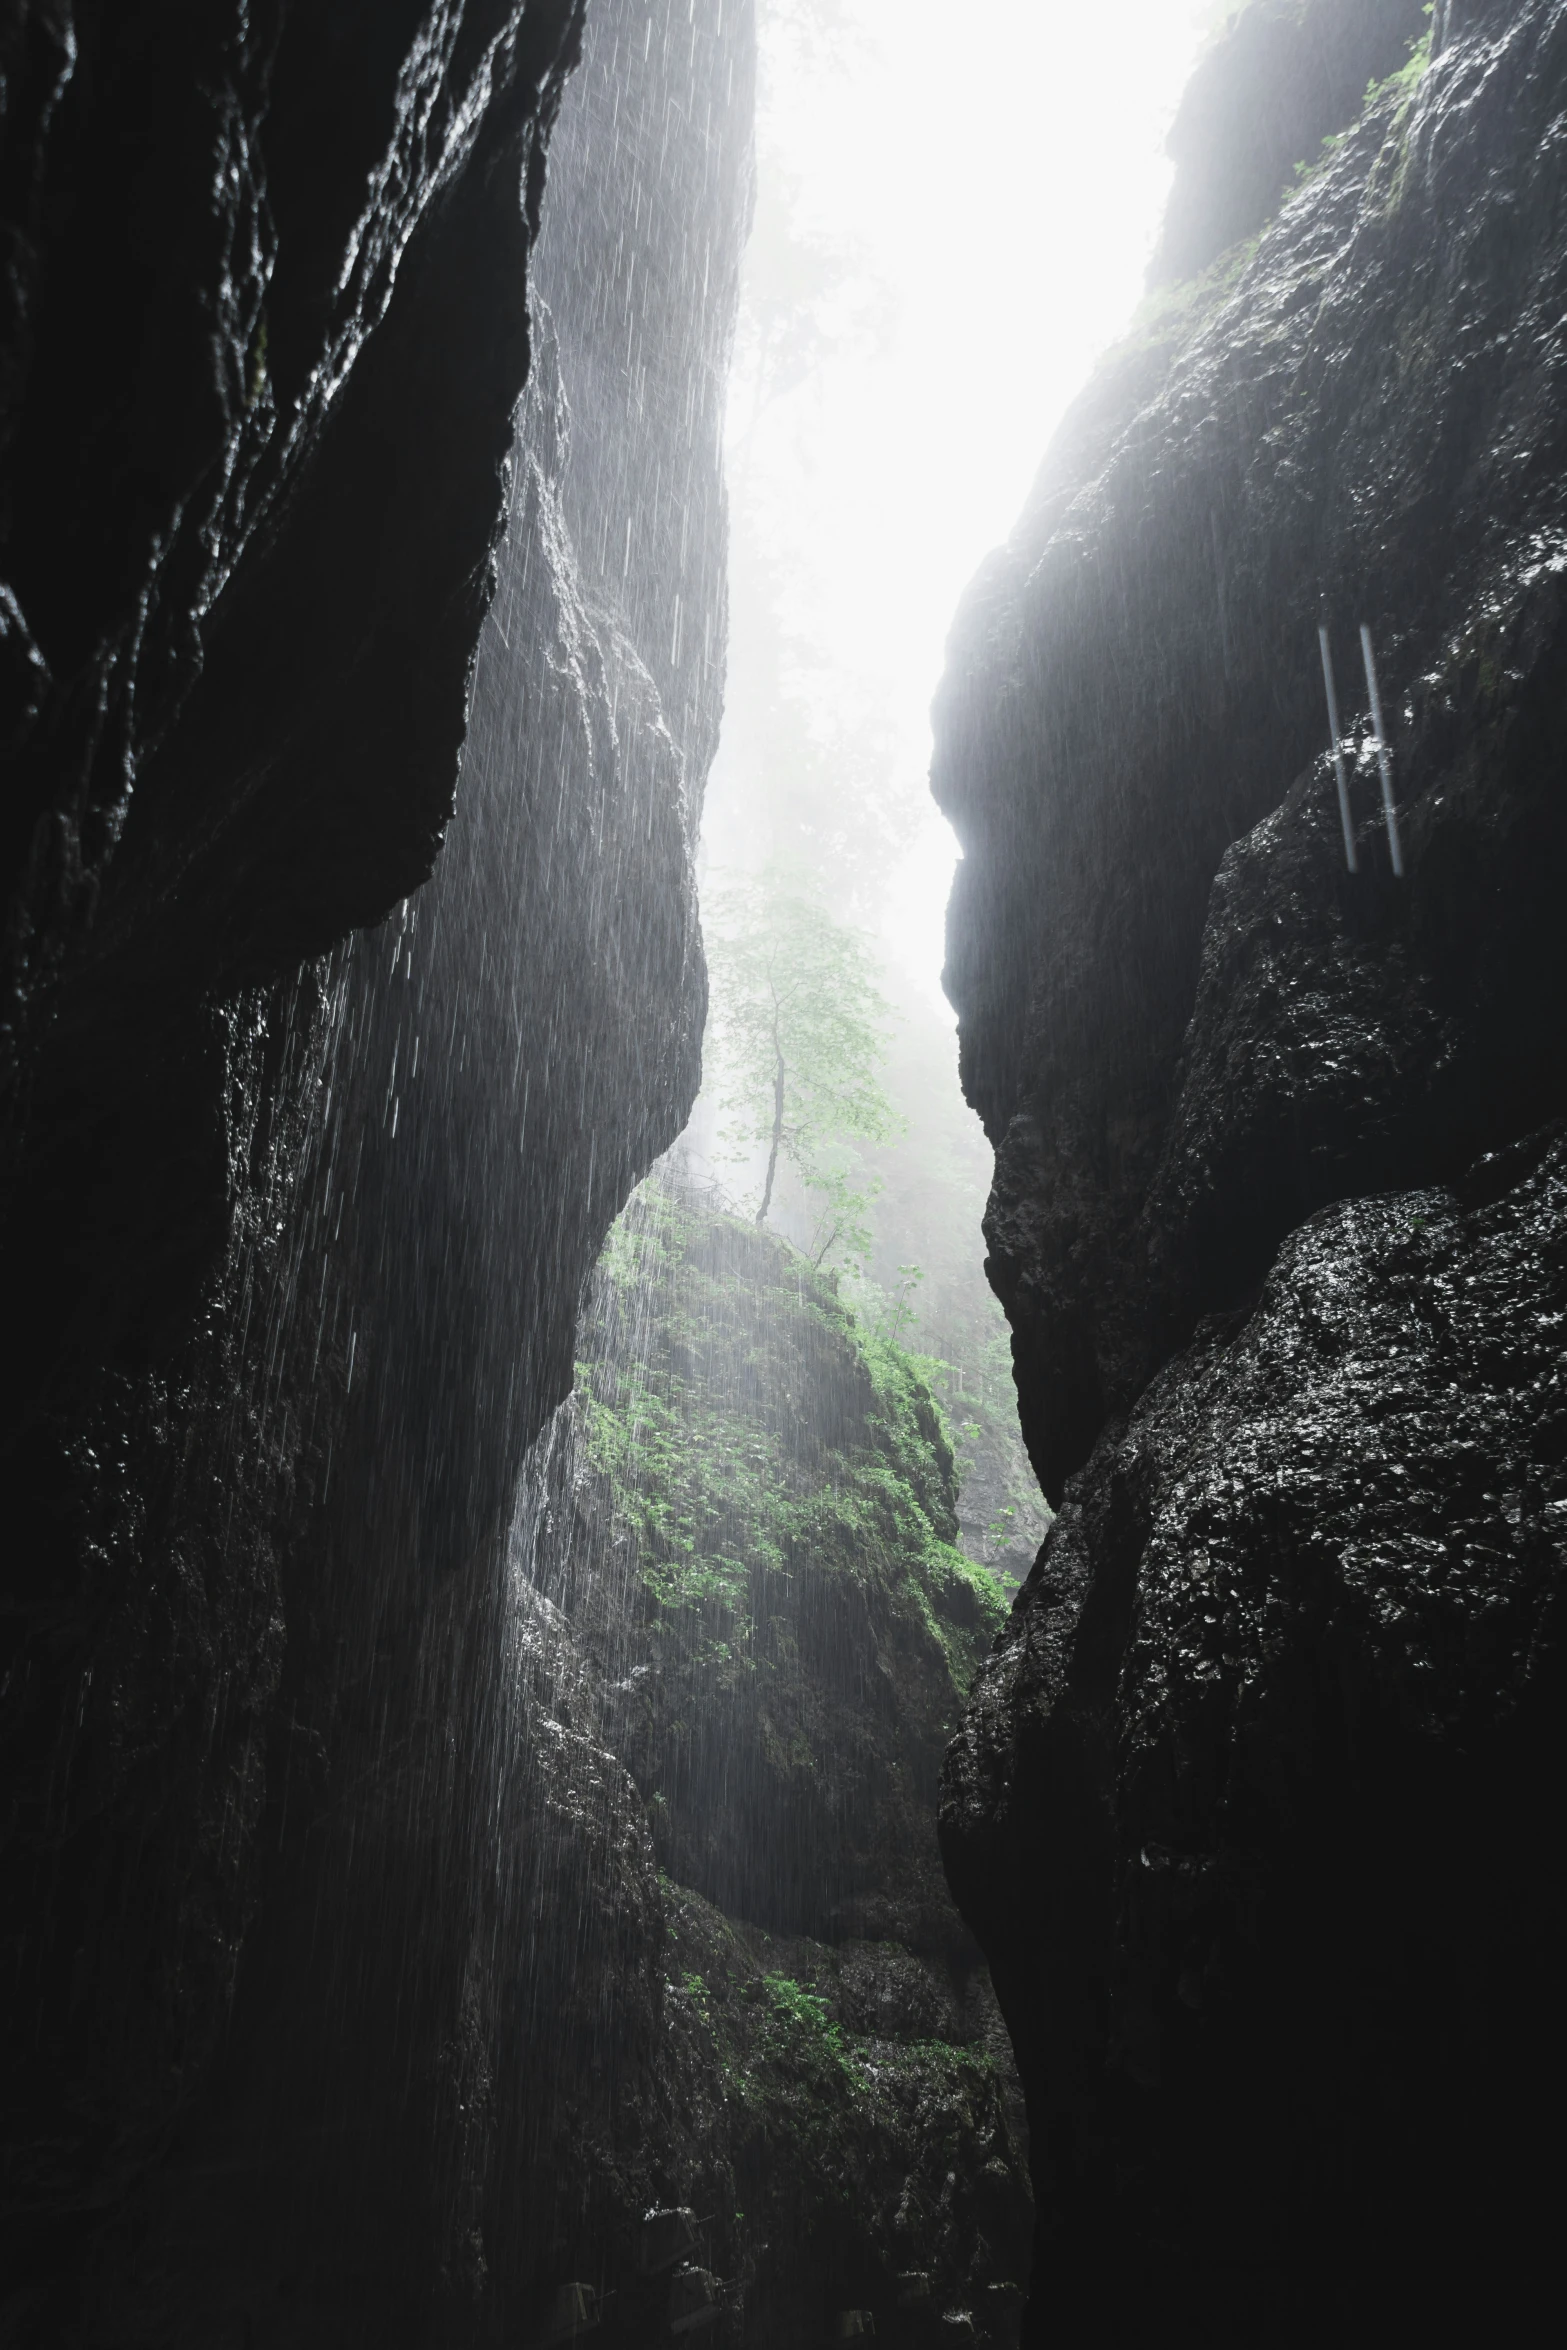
(1360, 623), (1404, 877)
(1318, 625), (1358, 873)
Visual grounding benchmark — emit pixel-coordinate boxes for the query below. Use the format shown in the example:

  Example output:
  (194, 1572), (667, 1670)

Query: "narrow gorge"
(2, 2), (1563, 2346)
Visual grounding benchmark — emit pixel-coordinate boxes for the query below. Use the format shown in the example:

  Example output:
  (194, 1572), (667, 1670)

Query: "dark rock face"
(2, 0), (585, 1157)
(945, 1137), (1566, 2336)
(0, 2), (753, 2339)
(936, 0), (1567, 1504)
(503, 1171), (1033, 2343)
(936, 0), (1567, 2334)
(653, 1884), (1030, 2350)
(2, 0), (579, 2228)
(1152, 0), (1429, 284)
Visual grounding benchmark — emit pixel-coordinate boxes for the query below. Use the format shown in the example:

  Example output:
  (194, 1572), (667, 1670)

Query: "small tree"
(704, 869), (902, 1269)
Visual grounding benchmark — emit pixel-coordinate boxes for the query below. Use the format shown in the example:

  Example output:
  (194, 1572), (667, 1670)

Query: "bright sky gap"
(701, 0), (1229, 1005)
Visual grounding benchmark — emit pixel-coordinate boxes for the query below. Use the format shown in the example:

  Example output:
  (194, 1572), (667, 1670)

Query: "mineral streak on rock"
(935, 0), (1567, 2335)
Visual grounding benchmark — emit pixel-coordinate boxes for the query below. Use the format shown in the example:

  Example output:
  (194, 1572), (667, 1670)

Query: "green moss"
(1106, 231), (1262, 382)
(673, 1956), (872, 2177)
(656, 1879), (1028, 2281)
(246, 309), (269, 409)
(1375, 13), (1435, 111)
(1290, 126), (1352, 192)
(576, 1174), (1008, 1687)
(761, 1973), (869, 2089)
(1292, 11), (1433, 204)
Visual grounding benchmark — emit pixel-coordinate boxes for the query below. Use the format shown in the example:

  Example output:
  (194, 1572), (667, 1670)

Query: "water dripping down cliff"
(10, 0), (1563, 2343)
(2, 5), (1033, 2337)
(0, 3), (755, 2339)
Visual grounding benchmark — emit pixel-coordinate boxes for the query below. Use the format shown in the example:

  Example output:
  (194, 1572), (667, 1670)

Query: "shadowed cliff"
(934, 0), (1567, 2336)
(0, 3), (754, 2339)
(490, 1166), (1033, 2345)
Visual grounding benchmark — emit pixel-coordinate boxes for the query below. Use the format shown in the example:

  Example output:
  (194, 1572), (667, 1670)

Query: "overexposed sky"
(704, 0), (1225, 1003)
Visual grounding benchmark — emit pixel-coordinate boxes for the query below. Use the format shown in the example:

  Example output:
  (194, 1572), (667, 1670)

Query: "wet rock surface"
(936, 0), (1567, 1502)
(499, 1171), (1033, 2346)
(653, 1886), (1029, 2350)
(1152, 0), (1429, 284)
(935, 0), (1567, 2335)
(1, 2), (753, 2339)
(2, 0), (578, 2227)
(945, 1132), (1566, 2336)
(541, 1176), (1010, 1954)
(536, 1176), (1010, 1944)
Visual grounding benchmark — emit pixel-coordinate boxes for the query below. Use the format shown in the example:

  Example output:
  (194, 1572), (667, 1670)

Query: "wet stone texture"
(1, 0), (578, 2289)
(500, 1171), (1034, 2348)
(541, 1177), (1006, 1956)
(935, 0), (1567, 2337)
(0, 2), (755, 2342)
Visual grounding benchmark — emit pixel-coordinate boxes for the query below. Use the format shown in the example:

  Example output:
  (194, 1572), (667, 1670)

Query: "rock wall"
(502, 1167), (1033, 2344)
(934, 0), (1567, 2335)
(547, 1170), (1009, 1953)
(0, 2), (754, 2340)
(1152, 0), (1429, 282)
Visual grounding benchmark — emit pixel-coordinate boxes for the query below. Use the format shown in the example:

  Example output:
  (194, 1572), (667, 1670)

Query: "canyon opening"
(2, 3), (1563, 2347)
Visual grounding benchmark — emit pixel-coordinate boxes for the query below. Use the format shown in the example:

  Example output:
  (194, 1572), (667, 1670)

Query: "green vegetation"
(1290, 125), (1353, 193)
(1116, 8), (1438, 374)
(658, 1882), (1019, 2236)
(761, 1973), (868, 2088)
(700, 0), (1054, 1580)
(1377, 15), (1435, 108)
(247, 309), (269, 409)
(704, 867), (901, 1269)
(1105, 229), (1263, 384)
(1292, 9), (1434, 195)
(576, 1171), (1008, 1681)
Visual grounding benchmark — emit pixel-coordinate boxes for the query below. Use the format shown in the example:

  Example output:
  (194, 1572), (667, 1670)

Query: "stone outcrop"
(1152, 0), (1429, 283)
(935, 0), (1567, 2335)
(539, 1171), (1010, 1956)
(503, 1168), (1033, 2343)
(0, 2), (754, 2338)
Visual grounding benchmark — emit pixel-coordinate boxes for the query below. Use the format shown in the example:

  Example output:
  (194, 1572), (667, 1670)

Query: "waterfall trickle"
(0, 5), (753, 2335)
(199, 4), (756, 2324)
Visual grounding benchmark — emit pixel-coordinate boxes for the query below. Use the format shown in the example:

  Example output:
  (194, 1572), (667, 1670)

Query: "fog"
(702, 0), (1229, 999)
(672, 3), (1233, 1571)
